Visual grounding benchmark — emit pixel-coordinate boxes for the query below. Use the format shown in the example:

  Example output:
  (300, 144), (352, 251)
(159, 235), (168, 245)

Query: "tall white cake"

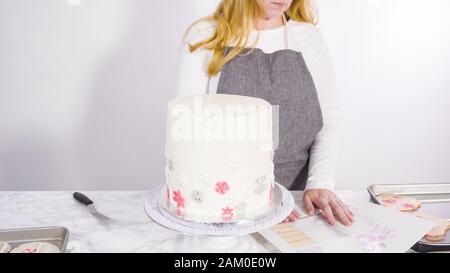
(164, 94), (275, 223)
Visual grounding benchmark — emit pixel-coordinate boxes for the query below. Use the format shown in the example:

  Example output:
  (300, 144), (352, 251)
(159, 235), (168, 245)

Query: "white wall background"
(0, 0), (449, 191)
(319, 0), (450, 189)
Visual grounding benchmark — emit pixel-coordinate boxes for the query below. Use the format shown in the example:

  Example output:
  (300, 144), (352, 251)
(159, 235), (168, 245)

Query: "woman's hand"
(282, 210), (301, 223)
(303, 189), (354, 226)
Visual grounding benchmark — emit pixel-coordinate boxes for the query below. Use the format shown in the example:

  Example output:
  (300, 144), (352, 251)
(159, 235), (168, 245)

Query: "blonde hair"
(185, 0), (318, 76)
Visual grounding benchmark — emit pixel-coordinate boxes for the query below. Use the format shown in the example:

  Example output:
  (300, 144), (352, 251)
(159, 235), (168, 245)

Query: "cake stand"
(144, 183), (294, 253)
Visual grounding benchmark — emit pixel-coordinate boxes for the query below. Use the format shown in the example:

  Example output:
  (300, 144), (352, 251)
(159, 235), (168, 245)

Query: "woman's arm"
(175, 23), (213, 97)
(304, 27), (341, 192)
(294, 26), (353, 226)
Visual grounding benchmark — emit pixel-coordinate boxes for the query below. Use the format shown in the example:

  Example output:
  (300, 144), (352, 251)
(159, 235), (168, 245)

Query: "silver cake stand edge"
(145, 182), (294, 236)
(144, 182), (294, 252)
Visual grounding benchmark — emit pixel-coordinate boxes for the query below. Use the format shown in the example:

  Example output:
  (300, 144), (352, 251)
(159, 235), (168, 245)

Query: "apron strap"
(283, 13), (291, 50)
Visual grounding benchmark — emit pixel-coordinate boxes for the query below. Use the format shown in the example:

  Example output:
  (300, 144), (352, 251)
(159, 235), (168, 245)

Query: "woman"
(176, 0), (353, 226)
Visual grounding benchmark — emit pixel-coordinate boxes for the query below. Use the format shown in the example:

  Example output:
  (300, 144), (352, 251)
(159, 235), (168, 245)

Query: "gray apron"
(216, 20), (324, 190)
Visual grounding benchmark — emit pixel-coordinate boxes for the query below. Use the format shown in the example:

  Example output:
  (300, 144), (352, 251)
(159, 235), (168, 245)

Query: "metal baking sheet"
(0, 226), (69, 253)
(368, 183), (450, 252)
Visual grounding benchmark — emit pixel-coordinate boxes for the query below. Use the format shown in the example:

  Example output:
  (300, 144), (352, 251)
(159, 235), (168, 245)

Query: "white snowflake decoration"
(191, 191), (204, 204)
(168, 159), (174, 172)
(235, 202), (247, 218)
(254, 175), (269, 195)
(220, 160), (238, 172)
(197, 172), (213, 187)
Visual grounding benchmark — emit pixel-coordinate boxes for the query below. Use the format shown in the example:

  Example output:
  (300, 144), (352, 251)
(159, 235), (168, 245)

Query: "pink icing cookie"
(415, 213), (450, 242)
(379, 194), (421, 212)
(10, 242), (60, 253)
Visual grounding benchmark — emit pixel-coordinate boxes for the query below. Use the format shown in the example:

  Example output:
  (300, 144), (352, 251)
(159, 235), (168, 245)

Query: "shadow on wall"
(72, 1), (193, 190)
(0, 136), (60, 190)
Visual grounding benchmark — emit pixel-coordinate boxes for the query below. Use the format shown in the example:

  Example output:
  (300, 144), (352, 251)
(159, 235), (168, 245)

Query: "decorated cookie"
(10, 242), (60, 253)
(415, 213), (450, 242)
(426, 222), (450, 242)
(0, 242), (12, 253)
(378, 194), (421, 212)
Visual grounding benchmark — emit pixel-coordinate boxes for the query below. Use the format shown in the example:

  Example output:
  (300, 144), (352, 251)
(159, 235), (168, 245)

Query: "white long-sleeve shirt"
(175, 19), (341, 191)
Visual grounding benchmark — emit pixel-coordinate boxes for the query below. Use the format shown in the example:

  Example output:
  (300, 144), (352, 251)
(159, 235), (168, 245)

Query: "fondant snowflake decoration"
(172, 190), (185, 208)
(221, 161), (238, 172)
(174, 172), (192, 187)
(23, 248), (37, 253)
(254, 182), (266, 195)
(215, 181), (230, 194)
(191, 191), (204, 204)
(176, 208), (183, 217)
(235, 202), (247, 218)
(254, 175), (268, 195)
(221, 206), (234, 221)
(168, 159), (174, 172)
(198, 173), (213, 187)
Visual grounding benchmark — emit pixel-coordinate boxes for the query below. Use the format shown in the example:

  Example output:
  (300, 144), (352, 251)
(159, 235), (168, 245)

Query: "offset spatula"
(73, 192), (112, 222)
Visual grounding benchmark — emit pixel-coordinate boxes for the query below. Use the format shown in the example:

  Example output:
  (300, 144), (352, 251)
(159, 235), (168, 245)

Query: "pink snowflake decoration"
(215, 181), (230, 194)
(23, 248), (37, 253)
(382, 199), (396, 205)
(403, 203), (414, 209)
(172, 190), (185, 208)
(221, 206), (234, 221)
(269, 187), (273, 202)
(176, 209), (183, 217)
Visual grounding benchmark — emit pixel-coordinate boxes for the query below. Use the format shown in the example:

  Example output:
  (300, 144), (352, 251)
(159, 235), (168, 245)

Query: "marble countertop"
(0, 190), (370, 253)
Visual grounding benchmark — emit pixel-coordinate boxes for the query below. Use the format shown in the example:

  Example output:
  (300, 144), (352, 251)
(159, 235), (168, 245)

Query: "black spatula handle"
(73, 192), (93, 206)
